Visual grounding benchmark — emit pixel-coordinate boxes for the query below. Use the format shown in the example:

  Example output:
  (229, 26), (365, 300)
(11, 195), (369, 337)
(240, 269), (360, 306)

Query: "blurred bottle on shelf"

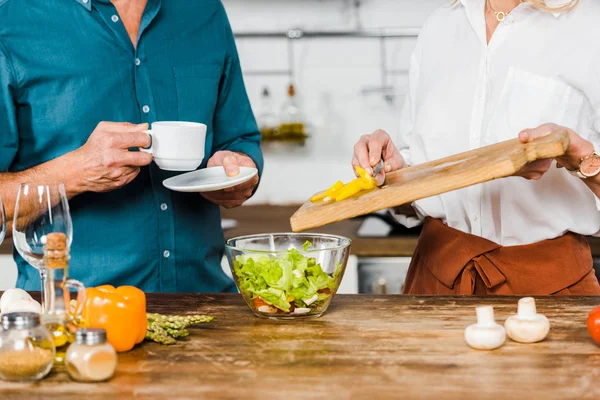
(257, 87), (278, 140)
(278, 83), (307, 143)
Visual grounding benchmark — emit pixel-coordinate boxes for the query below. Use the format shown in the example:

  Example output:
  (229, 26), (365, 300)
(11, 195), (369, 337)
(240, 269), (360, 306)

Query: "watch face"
(581, 155), (600, 177)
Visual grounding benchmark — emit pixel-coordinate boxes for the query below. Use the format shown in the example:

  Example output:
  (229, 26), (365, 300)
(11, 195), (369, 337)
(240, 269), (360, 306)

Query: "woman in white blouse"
(353, 0), (600, 295)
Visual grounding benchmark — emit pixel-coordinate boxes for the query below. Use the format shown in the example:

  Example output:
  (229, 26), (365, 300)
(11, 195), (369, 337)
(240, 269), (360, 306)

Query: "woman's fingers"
(353, 130), (392, 175)
(383, 142), (404, 172)
(352, 129), (407, 177)
(354, 136), (374, 174)
(368, 130), (389, 167)
(515, 159), (553, 180)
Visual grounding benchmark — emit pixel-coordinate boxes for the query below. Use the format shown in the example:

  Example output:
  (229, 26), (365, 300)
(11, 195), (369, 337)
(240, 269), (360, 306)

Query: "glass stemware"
(0, 193), (6, 247)
(12, 183), (73, 312)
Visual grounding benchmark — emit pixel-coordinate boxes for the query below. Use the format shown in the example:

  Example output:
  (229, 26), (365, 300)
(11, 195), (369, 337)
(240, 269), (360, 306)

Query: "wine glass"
(12, 183), (73, 312)
(0, 193), (6, 246)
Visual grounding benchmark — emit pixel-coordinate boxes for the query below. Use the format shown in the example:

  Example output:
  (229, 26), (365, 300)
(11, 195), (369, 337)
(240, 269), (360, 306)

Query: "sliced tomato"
(253, 297), (269, 309)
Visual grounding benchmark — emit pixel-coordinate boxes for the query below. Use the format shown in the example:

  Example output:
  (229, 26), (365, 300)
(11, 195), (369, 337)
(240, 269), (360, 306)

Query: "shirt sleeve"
(396, 52), (420, 168)
(0, 38), (18, 171)
(211, 4), (264, 178)
(391, 28), (425, 228)
(581, 48), (600, 229)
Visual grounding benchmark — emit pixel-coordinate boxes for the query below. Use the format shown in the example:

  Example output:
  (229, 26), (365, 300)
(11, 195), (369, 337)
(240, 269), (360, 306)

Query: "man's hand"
(64, 122), (153, 196)
(201, 150), (259, 208)
(516, 123), (594, 180)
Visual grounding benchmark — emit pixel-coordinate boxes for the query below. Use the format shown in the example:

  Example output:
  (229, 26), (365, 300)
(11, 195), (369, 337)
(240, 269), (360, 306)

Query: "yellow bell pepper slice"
(310, 180), (344, 203)
(355, 166), (377, 189)
(355, 165), (369, 179)
(333, 179), (365, 202)
(311, 167), (378, 204)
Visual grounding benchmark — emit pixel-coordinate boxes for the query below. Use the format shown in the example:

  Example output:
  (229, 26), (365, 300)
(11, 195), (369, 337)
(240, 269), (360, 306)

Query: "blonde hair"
(451, 0), (579, 12)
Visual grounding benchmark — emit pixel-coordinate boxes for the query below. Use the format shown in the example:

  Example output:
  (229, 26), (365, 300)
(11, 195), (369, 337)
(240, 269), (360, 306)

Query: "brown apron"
(403, 218), (600, 295)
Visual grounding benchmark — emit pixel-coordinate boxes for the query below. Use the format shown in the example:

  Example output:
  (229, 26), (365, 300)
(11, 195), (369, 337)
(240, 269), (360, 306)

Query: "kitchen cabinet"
(358, 257), (411, 294)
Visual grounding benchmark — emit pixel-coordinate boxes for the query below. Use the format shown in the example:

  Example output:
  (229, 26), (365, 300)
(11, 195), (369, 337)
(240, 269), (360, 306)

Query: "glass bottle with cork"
(279, 83), (307, 142)
(42, 232), (86, 364)
(257, 86), (279, 141)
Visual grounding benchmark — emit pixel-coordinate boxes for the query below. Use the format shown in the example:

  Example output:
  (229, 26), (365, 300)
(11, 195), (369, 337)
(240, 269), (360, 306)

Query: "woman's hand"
(516, 123), (594, 180)
(352, 129), (407, 185)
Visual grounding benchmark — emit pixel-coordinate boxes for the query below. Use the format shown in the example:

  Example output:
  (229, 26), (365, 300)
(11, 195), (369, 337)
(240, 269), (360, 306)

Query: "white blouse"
(395, 0), (600, 245)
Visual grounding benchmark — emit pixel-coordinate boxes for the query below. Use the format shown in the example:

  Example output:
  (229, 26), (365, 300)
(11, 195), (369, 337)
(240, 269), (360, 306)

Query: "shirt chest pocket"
(172, 63), (222, 127)
(488, 67), (574, 142)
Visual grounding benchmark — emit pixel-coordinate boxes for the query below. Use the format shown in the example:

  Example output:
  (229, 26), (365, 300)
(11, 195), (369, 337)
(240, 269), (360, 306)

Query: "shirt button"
(135, 58), (141, 66)
(111, 15), (119, 23)
(142, 105), (150, 113)
(82, 0), (88, 3)
(160, 203), (168, 211)
(163, 250), (171, 259)
(473, 216), (478, 222)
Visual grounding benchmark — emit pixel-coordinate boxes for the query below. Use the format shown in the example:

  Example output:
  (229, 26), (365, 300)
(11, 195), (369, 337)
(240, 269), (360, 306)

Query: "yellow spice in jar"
(0, 347), (54, 381)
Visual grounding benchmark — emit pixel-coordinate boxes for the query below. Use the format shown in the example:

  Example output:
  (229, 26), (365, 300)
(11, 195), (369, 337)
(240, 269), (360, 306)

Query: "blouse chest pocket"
(488, 67), (575, 143)
(172, 63), (223, 126)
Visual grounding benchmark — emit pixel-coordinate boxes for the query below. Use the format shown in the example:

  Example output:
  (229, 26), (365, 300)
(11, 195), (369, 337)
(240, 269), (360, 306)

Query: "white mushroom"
(2, 298), (42, 315)
(0, 288), (41, 315)
(464, 305), (506, 350)
(504, 297), (550, 343)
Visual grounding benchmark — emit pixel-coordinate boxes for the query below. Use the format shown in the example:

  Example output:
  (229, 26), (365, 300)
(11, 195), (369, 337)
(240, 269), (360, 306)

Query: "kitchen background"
(0, 0), (448, 291)
(231, 0), (446, 204)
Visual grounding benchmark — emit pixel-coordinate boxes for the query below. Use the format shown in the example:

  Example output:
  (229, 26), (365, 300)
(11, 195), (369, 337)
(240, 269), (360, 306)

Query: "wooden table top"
(223, 205), (600, 258)
(2, 294), (600, 399)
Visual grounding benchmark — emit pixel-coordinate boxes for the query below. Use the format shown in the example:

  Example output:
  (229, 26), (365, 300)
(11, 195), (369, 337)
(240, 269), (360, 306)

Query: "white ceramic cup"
(141, 121), (206, 171)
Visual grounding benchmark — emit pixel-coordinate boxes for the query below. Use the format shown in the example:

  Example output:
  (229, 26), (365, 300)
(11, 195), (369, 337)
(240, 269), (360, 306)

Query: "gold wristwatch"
(557, 150), (600, 179)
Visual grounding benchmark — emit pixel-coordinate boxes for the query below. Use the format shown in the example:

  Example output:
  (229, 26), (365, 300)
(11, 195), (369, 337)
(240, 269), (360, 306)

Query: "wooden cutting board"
(290, 130), (570, 232)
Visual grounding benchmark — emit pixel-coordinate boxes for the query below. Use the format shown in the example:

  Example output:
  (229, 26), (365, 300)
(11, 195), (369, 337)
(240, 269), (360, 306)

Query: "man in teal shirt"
(0, 0), (263, 292)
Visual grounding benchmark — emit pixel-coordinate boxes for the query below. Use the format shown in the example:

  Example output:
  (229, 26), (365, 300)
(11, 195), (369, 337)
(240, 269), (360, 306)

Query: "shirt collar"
(451, 0), (563, 18)
(74, 0), (92, 12)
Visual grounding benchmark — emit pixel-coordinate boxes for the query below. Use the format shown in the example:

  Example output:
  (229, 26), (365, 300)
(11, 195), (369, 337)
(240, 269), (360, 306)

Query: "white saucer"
(163, 166), (258, 193)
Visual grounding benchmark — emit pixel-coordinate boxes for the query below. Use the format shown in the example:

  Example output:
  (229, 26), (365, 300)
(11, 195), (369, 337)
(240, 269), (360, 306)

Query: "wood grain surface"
(2, 293), (600, 400)
(291, 130), (570, 232)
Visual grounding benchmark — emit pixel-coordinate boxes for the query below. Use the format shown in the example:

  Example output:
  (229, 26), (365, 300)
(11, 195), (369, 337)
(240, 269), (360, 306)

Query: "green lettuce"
(233, 244), (342, 313)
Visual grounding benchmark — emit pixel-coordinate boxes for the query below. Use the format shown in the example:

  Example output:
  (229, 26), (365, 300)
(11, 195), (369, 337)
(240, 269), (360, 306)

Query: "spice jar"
(65, 328), (117, 382)
(0, 312), (55, 382)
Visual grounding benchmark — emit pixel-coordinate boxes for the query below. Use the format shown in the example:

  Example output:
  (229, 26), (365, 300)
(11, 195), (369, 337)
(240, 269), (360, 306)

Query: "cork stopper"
(46, 232), (67, 251)
(45, 232), (68, 269)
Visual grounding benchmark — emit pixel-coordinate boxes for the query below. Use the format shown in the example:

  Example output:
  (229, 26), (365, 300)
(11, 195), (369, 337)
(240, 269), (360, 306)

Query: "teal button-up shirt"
(0, 0), (263, 292)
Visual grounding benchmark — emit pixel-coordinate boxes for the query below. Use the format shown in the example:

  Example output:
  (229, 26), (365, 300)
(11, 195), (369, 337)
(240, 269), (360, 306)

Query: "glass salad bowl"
(225, 233), (351, 320)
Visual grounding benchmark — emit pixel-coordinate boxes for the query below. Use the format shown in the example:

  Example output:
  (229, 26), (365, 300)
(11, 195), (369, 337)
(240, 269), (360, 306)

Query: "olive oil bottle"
(278, 83), (307, 142)
(42, 233), (86, 364)
(257, 86), (279, 140)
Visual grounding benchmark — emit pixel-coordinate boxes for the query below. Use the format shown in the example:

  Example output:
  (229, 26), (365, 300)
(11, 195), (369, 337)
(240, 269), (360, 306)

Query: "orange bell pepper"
(82, 285), (147, 352)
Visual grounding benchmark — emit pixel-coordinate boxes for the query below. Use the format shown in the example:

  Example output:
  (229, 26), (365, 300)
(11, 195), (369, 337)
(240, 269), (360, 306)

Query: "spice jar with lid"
(0, 312), (55, 382)
(65, 328), (117, 382)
